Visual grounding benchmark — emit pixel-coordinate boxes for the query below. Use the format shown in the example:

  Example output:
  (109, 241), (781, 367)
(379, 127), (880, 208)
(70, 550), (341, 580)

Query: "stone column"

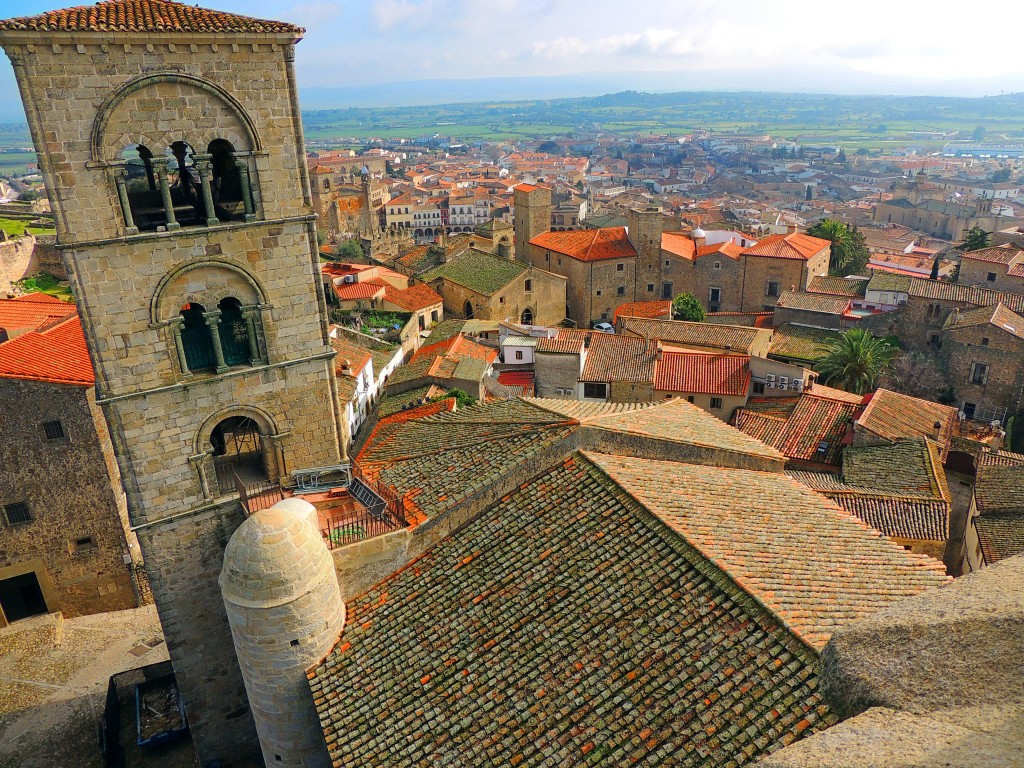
(168, 316), (192, 377)
(193, 153), (219, 227)
(155, 160), (180, 231)
(235, 156), (256, 222)
(241, 305), (264, 364)
(268, 432), (289, 480)
(114, 166), (139, 235)
(188, 451), (214, 501)
(202, 309), (228, 373)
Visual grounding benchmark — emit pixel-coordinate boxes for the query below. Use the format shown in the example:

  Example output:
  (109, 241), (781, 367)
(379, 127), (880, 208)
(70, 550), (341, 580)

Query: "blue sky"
(1, 0), (1023, 122)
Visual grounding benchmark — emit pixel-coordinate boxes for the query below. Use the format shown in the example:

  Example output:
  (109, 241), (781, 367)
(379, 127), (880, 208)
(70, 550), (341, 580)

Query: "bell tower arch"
(0, 2), (347, 764)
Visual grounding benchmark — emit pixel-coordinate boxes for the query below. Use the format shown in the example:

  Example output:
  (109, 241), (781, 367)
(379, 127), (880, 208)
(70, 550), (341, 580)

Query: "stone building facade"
(0, 4), (346, 763)
(738, 235), (830, 312)
(0, 377), (137, 626)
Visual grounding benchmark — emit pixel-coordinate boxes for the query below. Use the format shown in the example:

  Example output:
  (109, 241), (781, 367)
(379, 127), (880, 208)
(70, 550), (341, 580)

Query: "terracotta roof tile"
(579, 333), (656, 383)
(843, 439), (950, 502)
(961, 244), (1024, 265)
(769, 324), (845, 363)
(975, 513), (1024, 564)
(735, 393), (859, 466)
(806, 276), (869, 297)
(589, 453), (949, 651)
(310, 453), (837, 767)
(619, 317), (766, 354)
(0, 315), (94, 386)
(944, 302), (1024, 341)
(0, 294), (77, 336)
(742, 233), (830, 261)
(530, 227), (637, 262)
(0, 0), (302, 34)
(975, 463), (1024, 514)
(384, 283), (442, 312)
(856, 389), (957, 452)
(420, 248), (526, 295)
(654, 351), (751, 397)
(611, 300), (671, 322)
(329, 335), (372, 377)
(536, 328), (589, 354)
(659, 231), (697, 260)
(775, 291), (851, 315)
(332, 281), (385, 302)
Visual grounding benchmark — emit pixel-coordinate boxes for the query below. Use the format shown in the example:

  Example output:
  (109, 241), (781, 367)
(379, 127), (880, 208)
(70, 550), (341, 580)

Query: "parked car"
(592, 322), (614, 333)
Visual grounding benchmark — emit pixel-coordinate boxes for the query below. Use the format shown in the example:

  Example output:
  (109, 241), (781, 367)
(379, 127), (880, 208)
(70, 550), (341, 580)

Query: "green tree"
(836, 148), (847, 164)
(434, 388), (476, 408)
(805, 185), (813, 201)
(17, 189), (39, 201)
(972, 125), (987, 142)
(671, 292), (706, 321)
(956, 225), (990, 252)
(338, 238), (364, 261)
(807, 218), (869, 276)
(816, 329), (895, 395)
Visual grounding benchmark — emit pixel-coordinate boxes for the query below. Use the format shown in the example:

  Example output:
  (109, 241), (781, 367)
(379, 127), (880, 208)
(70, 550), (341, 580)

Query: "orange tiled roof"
(0, 0), (303, 34)
(0, 315), (94, 386)
(332, 281), (385, 302)
(0, 293), (77, 336)
(330, 335), (372, 377)
(611, 300), (671, 322)
(654, 351), (750, 397)
(735, 393), (860, 466)
(383, 283), (442, 313)
(961, 245), (1024, 265)
(535, 329), (589, 355)
(530, 227), (637, 262)
(742, 232), (830, 261)
(697, 241), (744, 260)
(580, 334), (657, 384)
(660, 231), (697, 261)
(856, 388), (957, 451)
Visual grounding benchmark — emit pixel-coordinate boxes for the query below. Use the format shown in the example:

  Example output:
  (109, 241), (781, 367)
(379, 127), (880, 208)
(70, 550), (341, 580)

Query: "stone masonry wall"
(0, 235), (36, 295)
(942, 323), (1024, 417)
(0, 379), (136, 625)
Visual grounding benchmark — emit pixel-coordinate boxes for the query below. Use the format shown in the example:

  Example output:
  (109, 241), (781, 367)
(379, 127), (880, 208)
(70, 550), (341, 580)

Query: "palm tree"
(807, 218), (869, 276)
(816, 329), (895, 395)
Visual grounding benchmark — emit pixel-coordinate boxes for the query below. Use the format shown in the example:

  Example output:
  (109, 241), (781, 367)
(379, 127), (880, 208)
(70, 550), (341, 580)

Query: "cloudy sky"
(0, 0), (1022, 120)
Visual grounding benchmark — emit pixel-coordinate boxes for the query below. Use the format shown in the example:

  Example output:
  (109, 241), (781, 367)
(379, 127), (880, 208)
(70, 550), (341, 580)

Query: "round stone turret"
(220, 498), (344, 768)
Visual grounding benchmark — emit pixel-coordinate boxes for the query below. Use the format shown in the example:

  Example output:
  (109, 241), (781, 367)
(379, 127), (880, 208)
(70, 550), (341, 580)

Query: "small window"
(709, 287), (722, 304)
(430, 310), (438, 322)
(753, 381), (765, 394)
(766, 281), (780, 298)
(616, 263), (624, 272)
(664, 259), (670, 267)
(713, 261), (721, 270)
(647, 283), (655, 292)
(42, 420), (65, 440)
(515, 350), (524, 360)
(981, 337), (989, 346)
(970, 362), (989, 385)
(710, 397), (724, 410)
(616, 286), (625, 296)
(987, 272), (997, 282)
(596, 290), (602, 297)
(69, 536), (96, 555)
(963, 401), (977, 419)
(4, 501), (32, 526)
(686, 395), (695, 403)
(525, 279), (532, 293)
(499, 296), (505, 304)
(583, 382), (608, 399)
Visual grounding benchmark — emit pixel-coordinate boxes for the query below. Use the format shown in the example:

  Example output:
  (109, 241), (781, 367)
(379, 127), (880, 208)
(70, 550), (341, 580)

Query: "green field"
(0, 151), (38, 175)
(0, 217), (54, 237)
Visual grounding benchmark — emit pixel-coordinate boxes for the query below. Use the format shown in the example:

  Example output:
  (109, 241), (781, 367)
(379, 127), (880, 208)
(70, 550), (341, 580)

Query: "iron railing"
(236, 473), (284, 516)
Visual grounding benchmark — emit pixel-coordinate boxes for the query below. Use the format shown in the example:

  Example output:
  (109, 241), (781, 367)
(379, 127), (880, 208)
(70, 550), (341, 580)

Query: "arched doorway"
(210, 415), (268, 494)
(521, 307), (533, 324)
(464, 300), (475, 319)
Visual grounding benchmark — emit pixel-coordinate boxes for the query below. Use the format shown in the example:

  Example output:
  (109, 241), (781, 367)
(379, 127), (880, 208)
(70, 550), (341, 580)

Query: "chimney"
(341, 358), (353, 376)
(656, 340), (663, 361)
(932, 420), (943, 441)
(786, 223), (798, 234)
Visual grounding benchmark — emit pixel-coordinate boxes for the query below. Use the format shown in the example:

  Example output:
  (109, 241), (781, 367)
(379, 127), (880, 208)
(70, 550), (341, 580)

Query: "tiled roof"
(855, 388), (957, 450)
(961, 244), (1024, 265)
(804, 382), (865, 404)
(619, 317), (765, 354)
(420, 248), (526, 296)
(332, 281), (385, 302)
(611, 300), (671, 322)
(329, 335), (372, 377)
(310, 453), (837, 767)
(734, 393), (859, 466)
(944, 302), (1024, 341)
(659, 231), (697, 260)
(579, 333), (657, 383)
(775, 291), (851, 315)
(769, 324), (844, 363)
(704, 311), (774, 328)
(975, 512), (1024, 564)
(585, 398), (785, 462)
(523, 398), (656, 422)
(979, 449), (1024, 468)
(904, 276), (1024, 314)
(384, 283), (443, 312)
(975, 463), (1024, 514)
(697, 241), (744, 260)
(530, 227), (637, 262)
(0, 0), (302, 34)
(0, 315), (94, 386)
(742, 233), (830, 261)
(654, 351), (751, 397)
(0, 294), (77, 336)
(843, 439), (950, 502)
(387, 332), (496, 389)
(806, 276), (869, 297)
(395, 244), (443, 274)
(866, 272), (912, 293)
(377, 385), (444, 418)
(536, 329), (588, 355)
(589, 453), (949, 651)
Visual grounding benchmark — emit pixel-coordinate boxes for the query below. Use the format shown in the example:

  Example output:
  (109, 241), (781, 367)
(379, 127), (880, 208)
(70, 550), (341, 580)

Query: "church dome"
(220, 498), (332, 608)
(691, 226), (707, 239)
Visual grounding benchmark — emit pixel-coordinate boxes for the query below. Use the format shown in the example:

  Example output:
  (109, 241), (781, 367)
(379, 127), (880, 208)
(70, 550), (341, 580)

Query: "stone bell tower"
(0, 2), (346, 764)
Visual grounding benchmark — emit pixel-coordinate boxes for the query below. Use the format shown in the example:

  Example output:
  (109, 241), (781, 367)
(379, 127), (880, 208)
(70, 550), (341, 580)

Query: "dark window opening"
(710, 397), (724, 410)
(766, 281), (780, 298)
(208, 139), (247, 222)
(180, 303), (217, 372)
(464, 300), (474, 319)
(122, 143), (162, 231)
(430, 310), (438, 322)
(616, 263), (624, 272)
(661, 282), (673, 299)
(647, 283), (655, 292)
(210, 416), (268, 494)
(525, 279), (533, 292)
(686, 395), (695, 403)
(970, 363), (989, 386)
(4, 501), (32, 526)
(0, 572), (48, 623)
(981, 337), (990, 346)
(752, 381), (765, 394)
(987, 272), (997, 282)
(218, 297), (251, 367)
(521, 307), (533, 324)
(616, 286), (625, 296)
(583, 382), (608, 399)
(963, 401), (977, 419)
(42, 420), (65, 441)
(69, 536), (96, 555)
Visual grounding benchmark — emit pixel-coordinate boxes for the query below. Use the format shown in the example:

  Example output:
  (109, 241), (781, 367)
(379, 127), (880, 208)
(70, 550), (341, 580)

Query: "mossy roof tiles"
(842, 439), (950, 502)
(734, 394), (859, 466)
(420, 248), (527, 296)
(588, 453), (949, 650)
(619, 317), (765, 354)
(309, 454), (836, 767)
(806, 276), (869, 297)
(975, 513), (1024, 564)
(856, 388), (957, 451)
(768, 324), (844, 363)
(975, 463), (1024, 514)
